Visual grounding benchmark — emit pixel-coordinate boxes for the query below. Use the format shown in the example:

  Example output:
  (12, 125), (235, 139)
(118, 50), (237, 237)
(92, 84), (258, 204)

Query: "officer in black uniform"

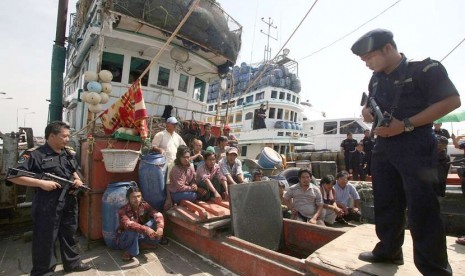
(340, 132), (358, 171)
(10, 121), (91, 275)
(361, 129), (375, 175)
(352, 29), (460, 275)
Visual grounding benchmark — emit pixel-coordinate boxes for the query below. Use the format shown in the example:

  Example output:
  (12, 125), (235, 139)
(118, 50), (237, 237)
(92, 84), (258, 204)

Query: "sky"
(0, 0), (464, 136)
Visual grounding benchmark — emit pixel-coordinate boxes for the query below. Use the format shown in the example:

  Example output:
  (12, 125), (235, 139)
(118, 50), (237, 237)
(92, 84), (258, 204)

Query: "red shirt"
(116, 201), (164, 239)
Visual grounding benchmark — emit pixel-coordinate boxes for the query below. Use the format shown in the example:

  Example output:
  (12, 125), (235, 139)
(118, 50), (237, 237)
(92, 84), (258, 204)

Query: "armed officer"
(9, 121), (91, 275)
(352, 29), (460, 275)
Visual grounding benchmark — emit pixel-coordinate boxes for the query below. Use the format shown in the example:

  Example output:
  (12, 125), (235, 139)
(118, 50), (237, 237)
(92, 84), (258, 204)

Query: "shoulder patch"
(17, 154), (30, 164)
(422, 62), (439, 72)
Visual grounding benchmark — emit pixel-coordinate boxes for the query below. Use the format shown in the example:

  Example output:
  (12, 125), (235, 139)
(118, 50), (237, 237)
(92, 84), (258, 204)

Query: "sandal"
(121, 251), (133, 262)
(456, 237), (465, 245)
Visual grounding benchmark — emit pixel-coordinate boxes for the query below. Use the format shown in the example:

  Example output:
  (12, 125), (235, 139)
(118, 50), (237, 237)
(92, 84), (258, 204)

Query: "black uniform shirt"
(369, 55), (459, 129)
(17, 143), (75, 180)
(341, 138), (358, 153)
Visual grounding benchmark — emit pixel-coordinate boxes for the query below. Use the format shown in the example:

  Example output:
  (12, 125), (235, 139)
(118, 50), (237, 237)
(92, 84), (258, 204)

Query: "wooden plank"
(306, 224), (465, 275)
(197, 201), (230, 216)
(173, 206), (203, 223)
(215, 200), (230, 209)
(180, 200), (208, 220)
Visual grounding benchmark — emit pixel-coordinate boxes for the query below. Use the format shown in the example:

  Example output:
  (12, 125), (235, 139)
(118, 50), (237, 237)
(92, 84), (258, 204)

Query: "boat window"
(290, 111), (294, 122)
(235, 112), (242, 123)
(292, 95), (296, 103)
(279, 92), (285, 100)
(157, 66), (170, 87)
(194, 78), (206, 101)
(129, 57), (150, 86)
(296, 97), (300, 104)
(284, 110), (290, 121)
(340, 120), (365, 134)
(221, 102), (227, 110)
(277, 132), (283, 137)
(271, 90), (278, 99)
(255, 92), (265, 101)
(208, 105), (214, 111)
(237, 98), (244, 106)
(240, 146), (247, 157)
(323, 121), (337, 135)
(286, 93), (291, 101)
(269, 107), (276, 119)
(101, 52), (123, 83)
(277, 108), (283, 119)
(178, 74), (189, 92)
(229, 116), (234, 123)
(246, 95), (253, 103)
(245, 112), (253, 120)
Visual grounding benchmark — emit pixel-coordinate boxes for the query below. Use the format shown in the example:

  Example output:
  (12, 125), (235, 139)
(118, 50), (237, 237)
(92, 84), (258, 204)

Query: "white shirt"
(151, 129), (186, 165)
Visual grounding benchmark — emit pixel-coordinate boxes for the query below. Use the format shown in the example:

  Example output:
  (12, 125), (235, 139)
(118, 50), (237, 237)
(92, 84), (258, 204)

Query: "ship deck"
(0, 222), (236, 276)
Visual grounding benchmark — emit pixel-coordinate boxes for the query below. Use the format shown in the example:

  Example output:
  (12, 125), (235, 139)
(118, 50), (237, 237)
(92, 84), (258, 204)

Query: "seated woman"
(168, 146), (198, 205)
(319, 175), (344, 225)
(196, 151), (228, 203)
(115, 186), (165, 262)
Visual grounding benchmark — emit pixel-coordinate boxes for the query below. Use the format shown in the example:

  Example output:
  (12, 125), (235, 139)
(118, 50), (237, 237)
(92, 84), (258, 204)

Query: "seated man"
(214, 136), (229, 162)
(219, 147), (244, 185)
(116, 186), (165, 262)
(168, 146), (197, 205)
(283, 169), (324, 225)
(334, 170), (361, 223)
(251, 169), (269, 182)
(319, 175), (344, 225)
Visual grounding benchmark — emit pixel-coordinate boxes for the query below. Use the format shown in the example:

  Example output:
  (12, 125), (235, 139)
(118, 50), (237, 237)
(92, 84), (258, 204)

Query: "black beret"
(351, 29), (394, 56)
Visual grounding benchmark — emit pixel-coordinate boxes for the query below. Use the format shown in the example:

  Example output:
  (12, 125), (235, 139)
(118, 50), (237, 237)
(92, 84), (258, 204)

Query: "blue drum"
(258, 147), (283, 169)
(138, 153), (166, 211)
(102, 181), (137, 248)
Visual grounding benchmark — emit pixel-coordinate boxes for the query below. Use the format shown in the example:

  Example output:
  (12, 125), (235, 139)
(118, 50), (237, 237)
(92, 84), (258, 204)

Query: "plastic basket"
(101, 149), (140, 173)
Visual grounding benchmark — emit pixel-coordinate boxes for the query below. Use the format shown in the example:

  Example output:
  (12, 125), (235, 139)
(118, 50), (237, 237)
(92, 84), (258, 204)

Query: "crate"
(101, 149), (140, 173)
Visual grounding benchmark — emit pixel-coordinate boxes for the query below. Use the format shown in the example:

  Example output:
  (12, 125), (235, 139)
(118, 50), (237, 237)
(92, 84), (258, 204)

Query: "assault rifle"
(7, 168), (91, 202)
(360, 92), (392, 128)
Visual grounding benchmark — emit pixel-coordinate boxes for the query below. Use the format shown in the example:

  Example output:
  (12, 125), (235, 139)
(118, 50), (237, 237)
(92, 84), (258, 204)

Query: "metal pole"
(49, 0), (69, 122)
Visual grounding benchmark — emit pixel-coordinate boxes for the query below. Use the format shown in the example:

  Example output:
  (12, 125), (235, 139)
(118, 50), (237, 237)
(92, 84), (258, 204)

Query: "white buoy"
(87, 92), (101, 105)
(84, 71), (98, 82)
(101, 83), (112, 94)
(99, 93), (109, 104)
(99, 70), (113, 82)
(88, 103), (103, 113)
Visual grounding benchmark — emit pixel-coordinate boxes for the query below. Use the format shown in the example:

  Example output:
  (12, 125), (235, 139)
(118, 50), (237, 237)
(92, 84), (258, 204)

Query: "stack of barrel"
(207, 61), (302, 104)
(287, 151), (342, 179)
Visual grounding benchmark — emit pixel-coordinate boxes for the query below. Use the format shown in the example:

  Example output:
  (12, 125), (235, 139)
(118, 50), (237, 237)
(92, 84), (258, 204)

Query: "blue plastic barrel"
(138, 153), (166, 211)
(290, 122), (296, 130)
(283, 121), (291, 129)
(102, 181), (137, 248)
(275, 121), (284, 129)
(258, 147), (283, 169)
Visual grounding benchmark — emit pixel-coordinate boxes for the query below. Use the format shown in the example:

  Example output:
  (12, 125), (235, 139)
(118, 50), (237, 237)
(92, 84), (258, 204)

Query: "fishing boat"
(62, 0), (242, 132)
(204, 55), (313, 161)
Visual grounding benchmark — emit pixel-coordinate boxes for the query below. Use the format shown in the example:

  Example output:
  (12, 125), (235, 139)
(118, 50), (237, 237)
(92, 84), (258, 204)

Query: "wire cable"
(441, 37), (465, 62)
(299, 0), (402, 61)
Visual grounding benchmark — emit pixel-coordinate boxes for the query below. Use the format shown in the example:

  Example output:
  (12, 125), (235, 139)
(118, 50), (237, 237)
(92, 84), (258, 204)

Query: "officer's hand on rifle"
(362, 106), (374, 123)
(41, 180), (61, 191)
(73, 178), (85, 189)
(374, 117), (405, 138)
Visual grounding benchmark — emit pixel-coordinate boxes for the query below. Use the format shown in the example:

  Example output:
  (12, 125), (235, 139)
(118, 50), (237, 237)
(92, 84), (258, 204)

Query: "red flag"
(99, 80), (148, 139)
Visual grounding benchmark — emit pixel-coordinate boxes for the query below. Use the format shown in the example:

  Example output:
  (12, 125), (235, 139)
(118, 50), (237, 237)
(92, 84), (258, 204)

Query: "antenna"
(260, 17), (277, 62)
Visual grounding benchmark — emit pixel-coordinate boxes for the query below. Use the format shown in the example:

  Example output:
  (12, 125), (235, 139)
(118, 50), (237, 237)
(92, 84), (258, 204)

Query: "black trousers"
(31, 191), (81, 276)
(371, 131), (451, 276)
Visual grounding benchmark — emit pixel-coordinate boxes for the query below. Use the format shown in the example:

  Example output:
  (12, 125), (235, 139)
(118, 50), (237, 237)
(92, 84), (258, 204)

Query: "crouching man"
(116, 186), (166, 261)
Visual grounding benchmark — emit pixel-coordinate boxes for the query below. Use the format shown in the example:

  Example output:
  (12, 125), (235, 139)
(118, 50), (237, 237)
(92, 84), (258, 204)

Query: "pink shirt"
(169, 164), (196, 193)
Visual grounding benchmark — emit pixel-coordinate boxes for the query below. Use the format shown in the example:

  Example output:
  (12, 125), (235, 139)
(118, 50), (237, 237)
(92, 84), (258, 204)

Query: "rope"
(138, 0), (201, 80)
(441, 37), (465, 62)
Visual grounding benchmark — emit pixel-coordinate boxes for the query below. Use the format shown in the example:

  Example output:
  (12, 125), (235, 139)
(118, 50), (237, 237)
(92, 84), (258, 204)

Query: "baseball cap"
(351, 29), (394, 57)
(227, 147), (238, 155)
(206, 146), (215, 153)
(166, 117), (178, 124)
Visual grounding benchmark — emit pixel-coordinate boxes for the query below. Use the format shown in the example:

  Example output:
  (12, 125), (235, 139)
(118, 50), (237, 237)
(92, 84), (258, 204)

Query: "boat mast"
(260, 17), (277, 62)
(49, 0), (68, 122)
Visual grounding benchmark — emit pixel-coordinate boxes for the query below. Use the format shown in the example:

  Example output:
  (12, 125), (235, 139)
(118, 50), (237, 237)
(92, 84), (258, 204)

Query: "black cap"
(351, 29), (394, 56)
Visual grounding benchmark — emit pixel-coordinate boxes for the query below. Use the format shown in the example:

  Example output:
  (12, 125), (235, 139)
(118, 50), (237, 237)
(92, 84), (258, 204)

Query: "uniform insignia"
(422, 62), (438, 72)
(17, 154), (30, 164)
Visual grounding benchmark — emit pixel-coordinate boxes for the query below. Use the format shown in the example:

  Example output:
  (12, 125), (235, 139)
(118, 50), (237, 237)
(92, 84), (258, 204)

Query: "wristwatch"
(403, 118), (414, 132)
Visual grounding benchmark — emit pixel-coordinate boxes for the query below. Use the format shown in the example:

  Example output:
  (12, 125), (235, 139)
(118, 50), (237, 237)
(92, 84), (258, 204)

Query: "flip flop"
(121, 251), (133, 262)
